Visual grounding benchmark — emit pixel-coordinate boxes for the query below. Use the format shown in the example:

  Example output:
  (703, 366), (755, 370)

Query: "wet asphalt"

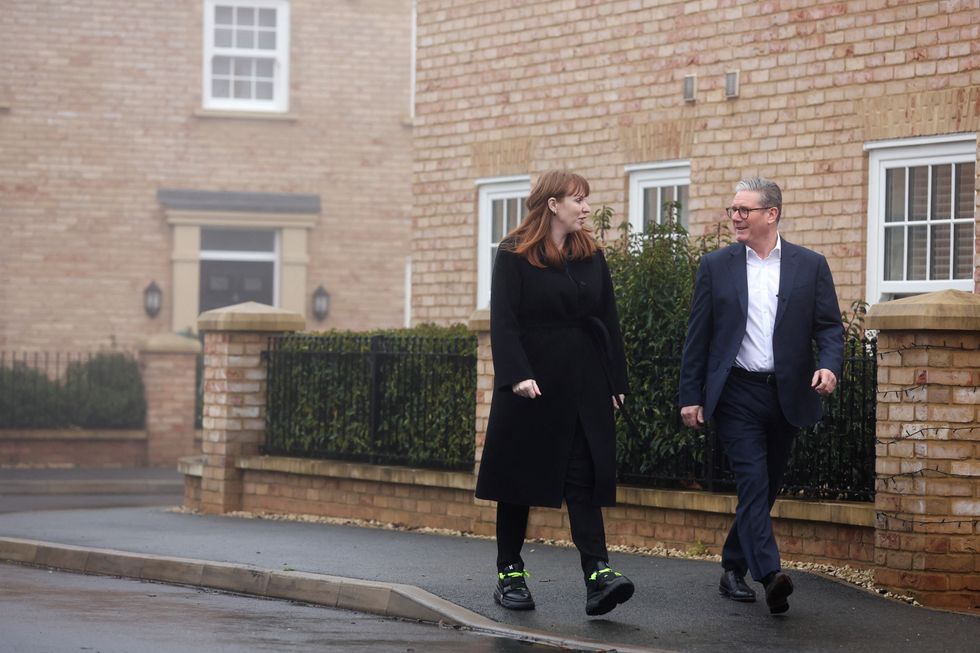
(0, 468), (977, 653)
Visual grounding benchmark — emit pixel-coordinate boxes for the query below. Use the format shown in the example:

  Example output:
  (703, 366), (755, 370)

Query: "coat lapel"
(774, 239), (798, 329)
(728, 244), (748, 318)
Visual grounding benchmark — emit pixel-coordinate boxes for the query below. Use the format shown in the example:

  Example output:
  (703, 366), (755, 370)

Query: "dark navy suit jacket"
(679, 240), (844, 428)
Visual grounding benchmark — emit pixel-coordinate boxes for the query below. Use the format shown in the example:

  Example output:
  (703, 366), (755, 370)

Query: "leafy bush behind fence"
(596, 208), (877, 501)
(265, 325), (476, 470)
(0, 351), (146, 429)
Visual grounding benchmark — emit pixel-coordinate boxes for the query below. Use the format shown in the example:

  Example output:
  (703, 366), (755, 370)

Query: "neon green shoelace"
(588, 567), (621, 581)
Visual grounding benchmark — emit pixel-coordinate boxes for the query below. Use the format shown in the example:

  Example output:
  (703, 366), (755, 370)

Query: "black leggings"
(495, 420), (609, 577)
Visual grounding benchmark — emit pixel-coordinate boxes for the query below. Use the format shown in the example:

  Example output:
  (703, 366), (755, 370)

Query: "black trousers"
(714, 372), (797, 582)
(495, 420), (609, 577)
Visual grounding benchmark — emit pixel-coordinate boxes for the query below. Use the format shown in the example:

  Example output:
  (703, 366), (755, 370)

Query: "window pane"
(506, 198), (519, 232)
(215, 6), (233, 24)
(884, 168), (905, 223)
(255, 58), (274, 78)
(212, 78), (230, 98)
(517, 198), (526, 221)
(212, 55), (231, 75)
(931, 165), (952, 220)
(236, 28), (255, 49)
(955, 162), (975, 220)
(642, 187), (657, 229)
(199, 260), (274, 313)
(908, 166), (928, 221)
(491, 200), (503, 243)
(258, 30), (276, 49)
(259, 8), (276, 27)
(236, 7), (255, 25)
(255, 81), (273, 100)
(907, 225), (927, 280)
(883, 226), (904, 280)
(677, 185), (689, 228)
(953, 223), (974, 279)
(930, 224), (951, 280)
(233, 57), (253, 76)
(214, 28), (233, 47)
(201, 228), (275, 252)
(490, 246), (498, 272)
(233, 80), (251, 98)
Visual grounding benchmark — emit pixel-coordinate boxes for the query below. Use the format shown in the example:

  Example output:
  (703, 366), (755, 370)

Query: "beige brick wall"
(0, 1), (413, 351)
(874, 329), (979, 611)
(412, 0), (980, 323)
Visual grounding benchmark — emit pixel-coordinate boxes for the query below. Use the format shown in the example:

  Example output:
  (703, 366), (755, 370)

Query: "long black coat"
(474, 246), (628, 508)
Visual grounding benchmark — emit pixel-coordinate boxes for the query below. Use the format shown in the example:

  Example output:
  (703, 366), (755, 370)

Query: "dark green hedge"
(0, 352), (146, 429)
(265, 324), (477, 470)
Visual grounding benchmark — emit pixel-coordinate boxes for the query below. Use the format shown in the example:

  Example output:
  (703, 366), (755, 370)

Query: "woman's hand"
(612, 394), (625, 410)
(512, 379), (542, 399)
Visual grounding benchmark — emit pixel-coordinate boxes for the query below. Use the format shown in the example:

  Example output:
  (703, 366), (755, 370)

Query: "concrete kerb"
(0, 537), (670, 653)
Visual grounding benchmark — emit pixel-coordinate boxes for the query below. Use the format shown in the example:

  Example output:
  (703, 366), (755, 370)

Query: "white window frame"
(202, 0), (290, 113)
(626, 161), (691, 233)
(200, 227), (281, 307)
(476, 175), (531, 310)
(865, 134), (976, 304)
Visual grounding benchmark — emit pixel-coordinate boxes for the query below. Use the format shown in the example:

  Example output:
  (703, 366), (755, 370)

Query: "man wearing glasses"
(679, 177), (843, 615)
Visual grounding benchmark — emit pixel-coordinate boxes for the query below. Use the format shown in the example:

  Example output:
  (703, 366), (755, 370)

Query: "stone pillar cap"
(197, 302), (306, 332)
(140, 332), (202, 353)
(468, 307), (490, 332)
(866, 289), (980, 331)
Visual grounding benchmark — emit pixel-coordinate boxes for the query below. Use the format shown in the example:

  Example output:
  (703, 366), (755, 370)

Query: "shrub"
(0, 364), (67, 428)
(63, 352), (146, 429)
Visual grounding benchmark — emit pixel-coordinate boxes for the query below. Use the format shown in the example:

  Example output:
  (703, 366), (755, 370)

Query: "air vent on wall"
(725, 71), (740, 99)
(683, 75), (696, 103)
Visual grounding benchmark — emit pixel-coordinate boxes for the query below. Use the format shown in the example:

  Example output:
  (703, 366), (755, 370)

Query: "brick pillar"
(867, 289), (980, 611)
(468, 308), (492, 473)
(140, 333), (202, 467)
(196, 302), (305, 515)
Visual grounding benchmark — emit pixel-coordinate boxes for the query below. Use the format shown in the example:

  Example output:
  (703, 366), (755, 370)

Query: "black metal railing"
(265, 333), (477, 470)
(617, 336), (878, 502)
(0, 350), (146, 429)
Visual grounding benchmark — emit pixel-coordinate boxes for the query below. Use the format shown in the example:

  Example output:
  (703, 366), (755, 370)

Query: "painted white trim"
(865, 136), (976, 304)
(476, 177), (531, 310)
(474, 175), (530, 186)
(404, 256), (412, 327)
(202, 0), (290, 113)
(863, 132), (976, 151)
(624, 160), (690, 173)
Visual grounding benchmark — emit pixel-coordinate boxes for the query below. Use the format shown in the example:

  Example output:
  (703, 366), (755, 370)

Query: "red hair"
(505, 170), (599, 268)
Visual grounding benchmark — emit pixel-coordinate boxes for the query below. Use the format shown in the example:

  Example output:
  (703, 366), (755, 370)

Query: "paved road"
(0, 563), (561, 653)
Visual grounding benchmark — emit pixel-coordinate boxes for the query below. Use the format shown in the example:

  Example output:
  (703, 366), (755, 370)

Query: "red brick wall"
(0, 431), (147, 468)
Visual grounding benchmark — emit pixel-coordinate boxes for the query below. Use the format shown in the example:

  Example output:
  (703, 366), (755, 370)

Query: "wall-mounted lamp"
(144, 281), (162, 318)
(312, 285), (330, 321)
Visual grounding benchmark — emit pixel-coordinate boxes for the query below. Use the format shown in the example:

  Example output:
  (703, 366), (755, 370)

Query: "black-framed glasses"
(726, 206), (773, 219)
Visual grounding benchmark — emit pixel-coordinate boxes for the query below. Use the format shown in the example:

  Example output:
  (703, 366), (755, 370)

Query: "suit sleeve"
(598, 250), (630, 395)
(489, 248), (534, 391)
(813, 254), (844, 379)
(679, 256), (713, 407)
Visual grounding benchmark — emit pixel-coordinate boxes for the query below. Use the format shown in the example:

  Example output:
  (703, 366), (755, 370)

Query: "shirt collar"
(746, 234), (782, 262)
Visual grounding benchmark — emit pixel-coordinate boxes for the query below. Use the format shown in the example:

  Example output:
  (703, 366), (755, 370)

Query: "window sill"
(193, 108), (298, 122)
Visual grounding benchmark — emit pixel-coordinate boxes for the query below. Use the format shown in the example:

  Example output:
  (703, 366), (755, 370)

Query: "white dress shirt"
(735, 236), (781, 373)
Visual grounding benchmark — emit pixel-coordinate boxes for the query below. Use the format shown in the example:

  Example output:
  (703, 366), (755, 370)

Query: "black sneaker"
(585, 562), (634, 616)
(493, 563), (535, 610)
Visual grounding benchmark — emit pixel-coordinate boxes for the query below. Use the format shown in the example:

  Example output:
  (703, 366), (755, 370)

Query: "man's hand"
(512, 379), (542, 399)
(612, 394), (625, 410)
(811, 369), (837, 396)
(681, 405), (704, 429)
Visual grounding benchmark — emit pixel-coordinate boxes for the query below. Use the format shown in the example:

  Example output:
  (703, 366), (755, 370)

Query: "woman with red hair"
(476, 170), (634, 616)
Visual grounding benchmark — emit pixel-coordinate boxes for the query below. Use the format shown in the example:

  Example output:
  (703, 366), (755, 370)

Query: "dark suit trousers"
(496, 419), (609, 576)
(714, 373), (797, 582)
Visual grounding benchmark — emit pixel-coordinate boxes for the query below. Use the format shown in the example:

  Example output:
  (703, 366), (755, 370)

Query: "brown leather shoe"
(719, 570), (756, 602)
(764, 572), (794, 614)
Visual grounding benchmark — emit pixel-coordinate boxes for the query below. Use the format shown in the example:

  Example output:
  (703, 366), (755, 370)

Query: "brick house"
(0, 0), (414, 352)
(410, 0), (979, 323)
